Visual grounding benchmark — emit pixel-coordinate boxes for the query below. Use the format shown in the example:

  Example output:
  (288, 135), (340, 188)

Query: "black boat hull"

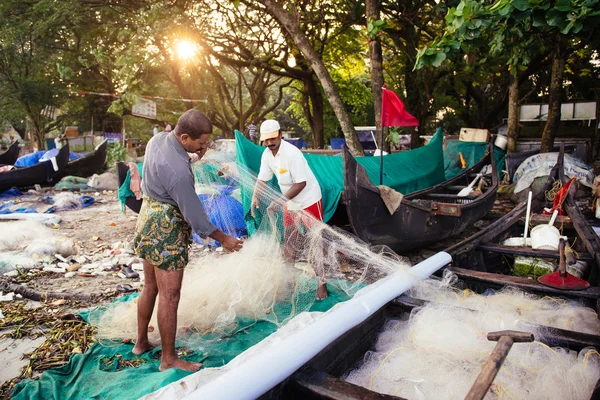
(0, 144), (70, 192)
(64, 139), (108, 177)
(343, 143), (499, 253)
(0, 142), (20, 166)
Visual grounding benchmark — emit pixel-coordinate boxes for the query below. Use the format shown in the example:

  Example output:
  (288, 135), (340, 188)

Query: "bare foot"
(159, 358), (203, 372)
(132, 341), (156, 355)
(316, 283), (328, 301)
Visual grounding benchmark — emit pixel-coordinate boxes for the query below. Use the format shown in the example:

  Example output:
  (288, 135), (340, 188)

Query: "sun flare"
(176, 40), (196, 61)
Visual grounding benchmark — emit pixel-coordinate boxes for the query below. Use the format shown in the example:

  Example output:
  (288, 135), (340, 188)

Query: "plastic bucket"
(530, 224), (560, 250)
(494, 134), (508, 150)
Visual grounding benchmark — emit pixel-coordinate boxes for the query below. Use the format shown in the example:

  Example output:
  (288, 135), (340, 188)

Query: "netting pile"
(0, 220), (76, 273)
(345, 272), (600, 399)
(90, 141), (408, 345)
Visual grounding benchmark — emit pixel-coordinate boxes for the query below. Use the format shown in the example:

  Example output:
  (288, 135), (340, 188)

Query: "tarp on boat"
(444, 140), (506, 180)
(235, 128), (445, 234)
(15, 150), (82, 167)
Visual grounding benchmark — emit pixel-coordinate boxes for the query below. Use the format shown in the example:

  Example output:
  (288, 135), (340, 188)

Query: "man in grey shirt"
(133, 110), (243, 372)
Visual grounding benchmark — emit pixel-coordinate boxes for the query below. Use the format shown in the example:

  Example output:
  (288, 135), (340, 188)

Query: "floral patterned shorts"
(133, 196), (192, 271)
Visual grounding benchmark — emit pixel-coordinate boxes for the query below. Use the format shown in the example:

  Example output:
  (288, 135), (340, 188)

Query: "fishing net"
(89, 142), (407, 346)
(344, 271), (600, 399)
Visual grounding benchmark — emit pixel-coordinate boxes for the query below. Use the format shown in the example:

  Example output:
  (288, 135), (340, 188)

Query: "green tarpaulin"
(12, 285), (353, 400)
(236, 128), (446, 235)
(443, 140), (506, 180)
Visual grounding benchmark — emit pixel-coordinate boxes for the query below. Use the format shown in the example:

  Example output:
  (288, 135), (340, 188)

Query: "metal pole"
(379, 126), (384, 185)
(238, 66), (243, 134)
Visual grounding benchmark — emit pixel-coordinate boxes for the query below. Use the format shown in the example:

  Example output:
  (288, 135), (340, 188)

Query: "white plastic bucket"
(530, 224), (560, 250)
(494, 134), (508, 150)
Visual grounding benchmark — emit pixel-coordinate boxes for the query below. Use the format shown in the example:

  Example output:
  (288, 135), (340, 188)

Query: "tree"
(255, 0), (364, 155)
(366, 0), (384, 148)
(0, 0), (75, 147)
(415, 0), (600, 153)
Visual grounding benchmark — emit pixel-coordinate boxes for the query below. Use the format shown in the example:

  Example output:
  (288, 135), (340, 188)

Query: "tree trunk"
(258, 0), (364, 155)
(507, 74), (519, 153)
(303, 75), (325, 149)
(366, 0), (384, 151)
(540, 37), (566, 153)
(403, 20), (421, 149)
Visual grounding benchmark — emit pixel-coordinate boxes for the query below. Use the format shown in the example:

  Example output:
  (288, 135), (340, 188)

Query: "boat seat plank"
(447, 267), (600, 299)
(393, 295), (600, 350)
(527, 214), (573, 229)
(425, 193), (479, 200)
(477, 243), (594, 261)
(293, 369), (403, 400)
(446, 185), (468, 191)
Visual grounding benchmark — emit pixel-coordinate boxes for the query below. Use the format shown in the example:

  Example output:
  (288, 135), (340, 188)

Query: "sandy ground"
(0, 335), (45, 383)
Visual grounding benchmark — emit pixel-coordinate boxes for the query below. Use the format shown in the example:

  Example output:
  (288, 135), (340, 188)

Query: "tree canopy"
(0, 0), (599, 153)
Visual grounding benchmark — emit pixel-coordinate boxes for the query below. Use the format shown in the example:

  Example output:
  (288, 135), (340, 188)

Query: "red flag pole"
(380, 86), (385, 185)
(380, 125), (384, 185)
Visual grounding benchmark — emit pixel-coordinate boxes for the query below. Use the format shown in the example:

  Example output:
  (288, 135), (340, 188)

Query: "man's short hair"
(174, 110), (212, 139)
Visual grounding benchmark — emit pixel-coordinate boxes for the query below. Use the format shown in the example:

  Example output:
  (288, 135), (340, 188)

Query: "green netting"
(117, 163), (143, 212)
(117, 163), (233, 212)
(444, 140), (506, 180)
(236, 128), (445, 235)
(12, 284), (353, 400)
(54, 176), (94, 191)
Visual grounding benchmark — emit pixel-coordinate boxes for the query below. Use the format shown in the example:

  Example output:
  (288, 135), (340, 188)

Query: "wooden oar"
(465, 330), (534, 400)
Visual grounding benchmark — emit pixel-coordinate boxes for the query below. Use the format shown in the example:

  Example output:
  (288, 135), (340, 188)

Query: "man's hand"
(221, 235), (243, 252)
(267, 197), (286, 213)
(250, 197), (259, 217)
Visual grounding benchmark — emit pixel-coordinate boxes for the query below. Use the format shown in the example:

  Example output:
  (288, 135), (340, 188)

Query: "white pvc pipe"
(549, 209), (559, 226)
(523, 190), (533, 246)
(182, 251), (452, 400)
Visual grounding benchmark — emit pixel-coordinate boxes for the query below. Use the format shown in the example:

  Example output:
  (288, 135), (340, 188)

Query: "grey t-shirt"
(141, 132), (217, 237)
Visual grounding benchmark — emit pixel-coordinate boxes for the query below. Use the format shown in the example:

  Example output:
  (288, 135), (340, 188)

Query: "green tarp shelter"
(443, 140), (506, 180)
(235, 128), (446, 236)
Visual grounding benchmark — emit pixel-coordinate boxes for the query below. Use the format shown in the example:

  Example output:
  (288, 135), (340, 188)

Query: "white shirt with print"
(257, 140), (322, 211)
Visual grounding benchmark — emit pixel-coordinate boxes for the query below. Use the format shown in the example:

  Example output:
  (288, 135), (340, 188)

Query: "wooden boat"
(342, 142), (499, 253)
(270, 294), (600, 399)
(64, 139), (108, 177)
(116, 161), (142, 213)
(445, 145), (600, 312)
(0, 141), (20, 166)
(0, 144), (70, 192)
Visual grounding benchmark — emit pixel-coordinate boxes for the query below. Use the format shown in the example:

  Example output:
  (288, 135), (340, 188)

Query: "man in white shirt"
(251, 120), (327, 300)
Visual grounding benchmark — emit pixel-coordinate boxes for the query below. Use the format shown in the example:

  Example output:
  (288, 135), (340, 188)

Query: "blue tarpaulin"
(16, 151), (83, 167)
(192, 189), (247, 247)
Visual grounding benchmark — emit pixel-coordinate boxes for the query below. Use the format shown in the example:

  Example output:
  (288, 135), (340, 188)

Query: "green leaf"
(454, 2), (464, 17)
(572, 21), (584, 34)
(555, 0), (573, 12)
(498, 4), (513, 16)
(532, 11), (547, 27)
(512, 0), (529, 12)
(431, 51), (447, 67)
(546, 9), (568, 29)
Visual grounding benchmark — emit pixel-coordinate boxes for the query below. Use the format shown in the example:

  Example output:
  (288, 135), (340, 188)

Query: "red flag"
(381, 85), (419, 127)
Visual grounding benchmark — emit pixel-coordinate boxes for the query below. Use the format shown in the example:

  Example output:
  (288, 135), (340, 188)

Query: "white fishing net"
(345, 272), (600, 399)
(0, 220), (77, 274)
(90, 144), (407, 345)
(90, 142), (600, 400)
